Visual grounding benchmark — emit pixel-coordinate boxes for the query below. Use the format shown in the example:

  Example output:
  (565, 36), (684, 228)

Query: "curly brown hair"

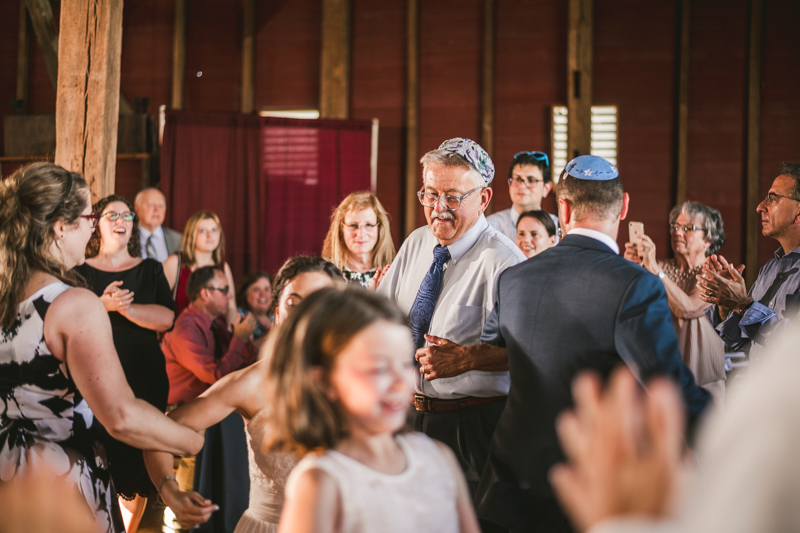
(84, 195), (141, 259)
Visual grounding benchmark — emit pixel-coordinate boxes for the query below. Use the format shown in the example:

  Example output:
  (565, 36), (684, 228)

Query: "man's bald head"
(134, 187), (167, 232)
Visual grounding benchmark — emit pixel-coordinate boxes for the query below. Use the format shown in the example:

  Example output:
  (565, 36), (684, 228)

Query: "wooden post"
(482, 0), (495, 214)
(404, 0), (420, 238)
(745, 0), (764, 287)
(54, 0), (124, 202)
(319, 0), (351, 119)
(370, 118), (379, 194)
(16, 0), (30, 106)
(674, 0), (690, 206)
(241, 0), (255, 114)
(172, 0), (187, 110)
(567, 0), (592, 159)
(24, 0), (59, 89)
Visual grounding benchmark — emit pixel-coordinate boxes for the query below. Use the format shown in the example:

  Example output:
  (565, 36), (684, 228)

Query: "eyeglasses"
(204, 286), (230, 295)
(508, 177), (545, 188)
(417, 185), (483, 211)
(513, 151), (550, 167)
(763, 192), (800, 206)
(101, 211), (135, 222)
(80, 213), (101, 229)
(669, 224), (705, 234)
(343, 222), (379, 233)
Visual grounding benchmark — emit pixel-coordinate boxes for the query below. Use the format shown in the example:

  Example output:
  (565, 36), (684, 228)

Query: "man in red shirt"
(162, 266), (257, 406)
(160, 265), (257, 525)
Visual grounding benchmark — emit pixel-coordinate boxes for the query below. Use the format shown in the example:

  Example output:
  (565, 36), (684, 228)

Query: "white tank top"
(285, 432), (461, 533)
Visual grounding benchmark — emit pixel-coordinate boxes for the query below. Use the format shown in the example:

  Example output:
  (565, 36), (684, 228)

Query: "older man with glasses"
(377, 138), (525, 506)
(487, 151), (559, 242)
(699, 162), (800, 365)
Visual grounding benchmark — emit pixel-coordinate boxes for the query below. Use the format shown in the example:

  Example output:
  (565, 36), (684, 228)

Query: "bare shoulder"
(49, 286), (105, 318)
(201, 360), (268, 418)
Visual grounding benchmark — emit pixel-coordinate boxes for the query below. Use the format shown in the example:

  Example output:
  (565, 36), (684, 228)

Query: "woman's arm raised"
(45, 287), (203, 456)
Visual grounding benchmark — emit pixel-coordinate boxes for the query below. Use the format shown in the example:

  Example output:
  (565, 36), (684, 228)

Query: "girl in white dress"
(269, 288), (480, 533)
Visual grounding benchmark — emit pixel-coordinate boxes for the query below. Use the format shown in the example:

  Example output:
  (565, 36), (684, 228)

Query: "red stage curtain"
(160, 111), (372, 279)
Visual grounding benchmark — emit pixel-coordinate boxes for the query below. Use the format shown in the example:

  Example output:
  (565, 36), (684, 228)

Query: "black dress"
(75, 259), (173, 499)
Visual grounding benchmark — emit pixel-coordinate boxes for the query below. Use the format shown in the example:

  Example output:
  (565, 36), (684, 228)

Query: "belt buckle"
(413, 394), (428, 412)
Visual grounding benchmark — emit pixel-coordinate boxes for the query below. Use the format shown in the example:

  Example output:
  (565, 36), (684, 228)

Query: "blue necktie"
(408, 244), (451, 349)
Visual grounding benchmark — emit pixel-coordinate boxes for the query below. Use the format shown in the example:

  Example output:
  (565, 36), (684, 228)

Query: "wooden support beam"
(241, 0), (255, 114)
(54, 0), (124, 203)
(674, 0), (690, 206)
(567, 0), (593, 159)
(24, 0), (59, 89)
(482, 0), (496, 213)
(17, 0), (30, 105)
(745, 0), (764, 287)
(404, 0), (420, 238)
(172, 0), (187, 110)
(319, 0), (351, 119)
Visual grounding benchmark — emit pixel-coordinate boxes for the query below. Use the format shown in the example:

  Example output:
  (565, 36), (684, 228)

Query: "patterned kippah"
(563, 155), (619, 181)
(437, 137), (495, 186)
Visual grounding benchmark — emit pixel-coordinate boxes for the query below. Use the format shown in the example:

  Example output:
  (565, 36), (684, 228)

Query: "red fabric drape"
(160, 111), (372, 279)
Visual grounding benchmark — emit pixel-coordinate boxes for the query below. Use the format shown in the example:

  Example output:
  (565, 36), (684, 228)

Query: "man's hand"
(415, 335), (466, 381)
(232, 312), (258, 341)
(549, 368), (684, 532)
(697, 262), (750, 316)
(369, 264), (391, 291)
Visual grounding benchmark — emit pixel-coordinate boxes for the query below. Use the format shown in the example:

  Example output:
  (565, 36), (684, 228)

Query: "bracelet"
(158, 475), (177, 494)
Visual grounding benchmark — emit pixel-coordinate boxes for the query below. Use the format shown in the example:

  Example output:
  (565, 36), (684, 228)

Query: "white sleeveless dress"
(285, 432), (461, 533)
(233, 414), (298, 533)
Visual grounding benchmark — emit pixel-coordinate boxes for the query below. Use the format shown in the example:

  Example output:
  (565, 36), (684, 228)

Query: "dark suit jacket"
(164, 226), (182, 255)
(475, 234), (710, 531)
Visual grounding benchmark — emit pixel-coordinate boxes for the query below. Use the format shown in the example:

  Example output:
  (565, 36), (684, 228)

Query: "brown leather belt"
(411, 394), (506, 413)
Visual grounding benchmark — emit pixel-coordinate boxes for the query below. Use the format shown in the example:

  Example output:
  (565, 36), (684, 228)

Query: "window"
(551, 105), (618, 181)
(259, 109), (320, 120)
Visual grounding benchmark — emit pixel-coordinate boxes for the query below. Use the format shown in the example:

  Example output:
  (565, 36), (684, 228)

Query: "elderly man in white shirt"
(377, 137), (525, 501)
(134, 187), (182, 262)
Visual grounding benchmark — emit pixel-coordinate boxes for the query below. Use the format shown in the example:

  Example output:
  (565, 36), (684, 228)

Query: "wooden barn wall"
(2, 0), (800, 268)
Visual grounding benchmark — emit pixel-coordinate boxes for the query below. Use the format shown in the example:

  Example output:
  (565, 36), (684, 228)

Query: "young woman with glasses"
(74, 194), (178, 532)
(623, 201), (728, 405)
(322, 191), (396, 288)
(0, 163), (202, 533)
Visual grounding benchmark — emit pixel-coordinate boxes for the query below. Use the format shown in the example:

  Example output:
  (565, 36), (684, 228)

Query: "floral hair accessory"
(437, 137), (495, 186)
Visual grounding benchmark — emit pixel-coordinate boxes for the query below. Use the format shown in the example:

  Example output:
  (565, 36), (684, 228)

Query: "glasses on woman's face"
(101, 211), (135, 222)
(80, 213), (101, 229)
(343, 222), (379, 233)
(669, 223), (705, 234)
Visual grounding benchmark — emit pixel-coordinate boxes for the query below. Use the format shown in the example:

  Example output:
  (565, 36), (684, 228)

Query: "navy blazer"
(475, 234), (710, 530)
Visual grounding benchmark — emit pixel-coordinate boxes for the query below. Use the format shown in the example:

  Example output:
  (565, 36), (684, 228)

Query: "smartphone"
(628, 221), (644, 245)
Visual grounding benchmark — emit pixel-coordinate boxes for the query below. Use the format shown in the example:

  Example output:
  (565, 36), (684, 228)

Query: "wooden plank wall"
(2, 0), (800, 268)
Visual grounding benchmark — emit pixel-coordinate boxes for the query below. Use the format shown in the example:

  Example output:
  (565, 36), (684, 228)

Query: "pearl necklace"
(664, 263), (702, 284)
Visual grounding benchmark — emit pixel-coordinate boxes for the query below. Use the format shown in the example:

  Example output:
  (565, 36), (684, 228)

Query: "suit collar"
(557, 233), (619, 255)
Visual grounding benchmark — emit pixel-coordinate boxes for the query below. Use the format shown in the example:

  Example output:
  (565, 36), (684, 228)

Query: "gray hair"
(134, 187), (165, 207)
(669, 201), (725, 256)
(420, 150), (484, 189)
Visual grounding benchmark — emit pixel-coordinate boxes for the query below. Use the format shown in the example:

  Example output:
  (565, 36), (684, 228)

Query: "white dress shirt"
(377, 215), (525, 399)
(567, 227), (620, 254)
(139, 225), (170, 262)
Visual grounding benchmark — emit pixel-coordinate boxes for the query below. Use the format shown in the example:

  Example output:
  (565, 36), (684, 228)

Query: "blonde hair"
(0, 163), (88, 328)
(179, 211), (225, 267)
(264, 287), (407, 455)
(321, 191), (395, 271)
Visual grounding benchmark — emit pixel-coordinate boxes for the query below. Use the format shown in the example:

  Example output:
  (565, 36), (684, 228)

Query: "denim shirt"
(705, 245), (800, 362)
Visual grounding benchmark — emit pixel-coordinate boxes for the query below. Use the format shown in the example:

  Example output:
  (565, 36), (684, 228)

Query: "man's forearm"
(460, 343), (508, 373)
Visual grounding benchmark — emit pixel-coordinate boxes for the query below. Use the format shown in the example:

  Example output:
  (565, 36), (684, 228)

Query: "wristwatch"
(657, 270), (666, 279)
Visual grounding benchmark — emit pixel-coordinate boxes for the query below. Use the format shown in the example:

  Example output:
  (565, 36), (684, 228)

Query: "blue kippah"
(437, 137), (495, 186)
(563, 155), (619, 181)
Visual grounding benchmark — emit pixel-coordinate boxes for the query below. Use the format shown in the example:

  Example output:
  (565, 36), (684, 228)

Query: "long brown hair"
(264, 287), (408, 455)
(84, 195), (141, 258)
(0, 163), (88, 328)
(179, 211), (225, 267)
(321, 191), (395, 271)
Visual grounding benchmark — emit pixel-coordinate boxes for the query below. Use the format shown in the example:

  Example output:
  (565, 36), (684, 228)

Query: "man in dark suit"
(474, 155), (711, 532)
(135, 187), (182, 261)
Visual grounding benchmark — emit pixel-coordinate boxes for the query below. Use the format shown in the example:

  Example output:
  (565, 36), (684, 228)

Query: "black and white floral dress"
(0, 283), (123, 533)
